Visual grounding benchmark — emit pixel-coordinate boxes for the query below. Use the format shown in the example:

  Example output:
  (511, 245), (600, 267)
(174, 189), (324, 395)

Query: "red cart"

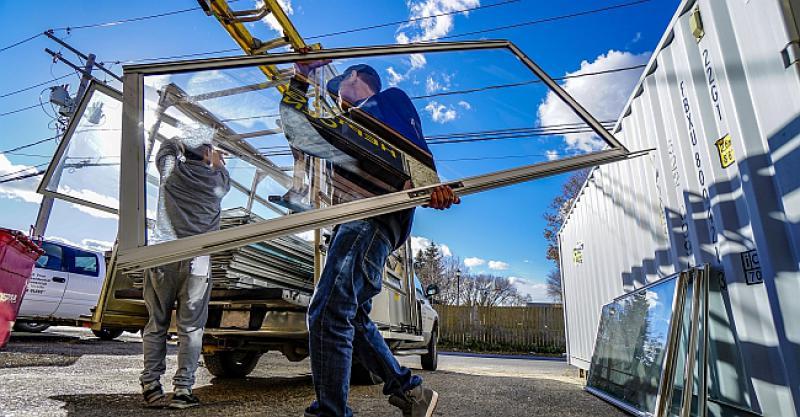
(0, 228), (44, 348)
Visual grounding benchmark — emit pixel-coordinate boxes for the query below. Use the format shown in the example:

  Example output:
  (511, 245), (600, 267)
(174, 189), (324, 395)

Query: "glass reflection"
(139, 48), (605, 246)
(588, 276), (679, 414)
(45, 87), (123, 212)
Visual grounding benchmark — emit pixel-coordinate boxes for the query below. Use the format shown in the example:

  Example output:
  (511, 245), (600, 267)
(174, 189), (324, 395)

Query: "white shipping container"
(559, 1), (800, 416)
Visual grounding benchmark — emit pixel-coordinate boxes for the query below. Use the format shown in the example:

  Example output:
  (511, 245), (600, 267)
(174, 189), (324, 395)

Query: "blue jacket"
(358, 88), (432, 249)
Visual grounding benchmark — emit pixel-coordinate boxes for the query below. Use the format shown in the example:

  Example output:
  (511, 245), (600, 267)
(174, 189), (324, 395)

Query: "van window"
(70, 249), (99, 277)
(35, 243), (64, 271)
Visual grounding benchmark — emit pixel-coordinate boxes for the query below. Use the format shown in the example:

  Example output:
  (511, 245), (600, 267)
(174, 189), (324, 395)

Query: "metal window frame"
(36, 81), (124, 216)
(117, 39), (632, 270)
(585, 266), (710, 417)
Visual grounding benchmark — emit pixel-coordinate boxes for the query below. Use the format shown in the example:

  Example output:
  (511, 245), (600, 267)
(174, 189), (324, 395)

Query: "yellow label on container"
(715, 134), (735, 168)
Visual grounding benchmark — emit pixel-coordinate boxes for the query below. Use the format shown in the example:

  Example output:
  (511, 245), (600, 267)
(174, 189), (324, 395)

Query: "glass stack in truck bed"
(131, 208), (315, 293)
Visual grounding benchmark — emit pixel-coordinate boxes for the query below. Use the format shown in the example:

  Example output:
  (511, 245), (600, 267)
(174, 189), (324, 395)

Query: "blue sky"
(0, 0), (680, 301)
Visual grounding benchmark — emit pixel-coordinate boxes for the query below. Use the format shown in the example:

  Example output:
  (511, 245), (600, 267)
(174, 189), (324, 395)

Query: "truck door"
(20, 242), (68, 318)
(55, 247), (102, 320)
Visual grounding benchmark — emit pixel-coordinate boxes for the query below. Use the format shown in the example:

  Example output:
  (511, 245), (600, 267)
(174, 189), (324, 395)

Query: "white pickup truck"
(14, 240), (128, 340)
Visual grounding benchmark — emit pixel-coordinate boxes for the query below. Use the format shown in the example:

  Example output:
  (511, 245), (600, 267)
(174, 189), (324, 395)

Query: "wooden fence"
(434, 304), (566, 353)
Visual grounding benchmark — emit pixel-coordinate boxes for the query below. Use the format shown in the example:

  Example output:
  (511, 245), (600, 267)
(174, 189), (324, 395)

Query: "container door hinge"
(782, 40), (800, 68)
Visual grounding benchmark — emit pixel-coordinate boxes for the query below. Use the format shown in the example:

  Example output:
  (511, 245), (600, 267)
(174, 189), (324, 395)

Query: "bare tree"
(546, 269), (563, 302)
(543, 169), (590, 302)
(460, 273), (530, 306)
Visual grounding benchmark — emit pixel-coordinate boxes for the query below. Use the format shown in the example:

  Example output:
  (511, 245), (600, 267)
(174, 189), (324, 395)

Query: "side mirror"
(425, 284), (440, 297)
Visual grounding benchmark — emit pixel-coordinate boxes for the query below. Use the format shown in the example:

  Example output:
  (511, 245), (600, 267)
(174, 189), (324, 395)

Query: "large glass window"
(41, 84), (123, 213)
(587, 274), (680, 414)
(134, 46), (617, 249)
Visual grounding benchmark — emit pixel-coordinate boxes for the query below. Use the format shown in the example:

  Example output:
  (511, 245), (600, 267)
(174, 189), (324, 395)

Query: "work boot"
(141, 380), (166, 408)
(169, 387), (200, 409)
(388, 385), (439, 417)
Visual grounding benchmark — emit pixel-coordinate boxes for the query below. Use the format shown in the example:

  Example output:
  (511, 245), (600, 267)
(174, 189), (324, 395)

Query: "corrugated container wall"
(558, 0), (800, 416)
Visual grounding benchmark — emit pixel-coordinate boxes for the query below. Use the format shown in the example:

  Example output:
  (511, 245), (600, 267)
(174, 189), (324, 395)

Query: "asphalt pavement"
(0, 327), (625, 417)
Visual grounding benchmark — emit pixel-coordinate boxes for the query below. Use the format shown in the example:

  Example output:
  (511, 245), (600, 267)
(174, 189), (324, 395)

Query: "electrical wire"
(0, 74), (73, 99)
(0, 33), (43, 54)
(0, 135), (60, 154)
(411, 64), (647, 101)
(436, 0), (653, 41)
(0, 104), (41, 117)
(305, 0), (521, 40)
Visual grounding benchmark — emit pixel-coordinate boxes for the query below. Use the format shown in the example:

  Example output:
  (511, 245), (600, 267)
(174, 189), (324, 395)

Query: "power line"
(0, 74), (73, 99)
(437, 0), (653, 40)
(0, 32), (43, 54)
(52, 6), (200, 32)
(411, 64), (647, 101)
(0, 103), (41, 118)
(0, 135), (60, 154)
(305, 0), (521, 40)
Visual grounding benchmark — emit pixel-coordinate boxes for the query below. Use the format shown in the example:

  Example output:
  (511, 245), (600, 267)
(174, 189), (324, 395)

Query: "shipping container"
(559, 0), (800, 416)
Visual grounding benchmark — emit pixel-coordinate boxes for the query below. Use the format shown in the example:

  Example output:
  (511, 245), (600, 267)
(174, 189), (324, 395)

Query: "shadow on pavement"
(1, 332), (149, 369)
(48, 371), (626, 417)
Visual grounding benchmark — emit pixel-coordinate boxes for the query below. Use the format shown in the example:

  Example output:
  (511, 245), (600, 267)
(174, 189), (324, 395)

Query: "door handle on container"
(52, 277), (66, 283)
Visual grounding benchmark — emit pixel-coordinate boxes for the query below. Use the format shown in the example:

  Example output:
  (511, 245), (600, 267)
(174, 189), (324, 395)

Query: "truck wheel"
(92, 328), (124, 340)
(421, 327), (438, 371)
(13, 321), (50, 333)
(203, 351), (262, 378)
(350, 360), (382, 386)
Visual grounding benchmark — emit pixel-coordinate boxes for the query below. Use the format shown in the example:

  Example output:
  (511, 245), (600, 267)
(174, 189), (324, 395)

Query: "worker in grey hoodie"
(140, 137), (230, 409)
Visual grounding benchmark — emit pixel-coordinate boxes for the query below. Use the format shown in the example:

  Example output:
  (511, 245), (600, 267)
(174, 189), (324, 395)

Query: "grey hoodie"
(154, 140), (231, 241)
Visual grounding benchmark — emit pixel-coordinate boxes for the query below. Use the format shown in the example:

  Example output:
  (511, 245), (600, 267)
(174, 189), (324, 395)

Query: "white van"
(14, 240), (124, 340)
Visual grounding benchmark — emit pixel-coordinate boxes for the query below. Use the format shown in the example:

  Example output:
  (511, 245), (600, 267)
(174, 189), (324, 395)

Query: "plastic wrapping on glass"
(136, 47), (616, 248)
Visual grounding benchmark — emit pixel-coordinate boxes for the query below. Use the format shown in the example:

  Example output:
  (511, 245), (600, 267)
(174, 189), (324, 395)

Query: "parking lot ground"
(0, 327), (625, 417)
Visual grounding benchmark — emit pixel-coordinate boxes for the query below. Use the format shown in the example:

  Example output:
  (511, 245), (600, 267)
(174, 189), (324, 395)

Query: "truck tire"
(92, 328), (124, 340)
(203, 351), (262, 378)
(13, 321), (50, 333)
(350, 360), (382, 386)
(421, 327), (438, 371)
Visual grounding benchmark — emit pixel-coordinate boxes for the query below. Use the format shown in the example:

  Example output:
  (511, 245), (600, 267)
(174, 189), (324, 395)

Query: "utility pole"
(32, 31), (119, 237)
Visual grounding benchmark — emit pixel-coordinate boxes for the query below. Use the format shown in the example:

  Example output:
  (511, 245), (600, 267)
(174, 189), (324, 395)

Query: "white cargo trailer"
(559, 1), (800, 416)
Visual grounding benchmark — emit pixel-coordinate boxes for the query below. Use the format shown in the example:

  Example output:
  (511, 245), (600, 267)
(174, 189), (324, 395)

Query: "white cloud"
(410, 235), (452, 257)
(545, 150), (559, 161)
(457, 100), (471, 110)
(397, 0), (480, 42)
(386, 66), (406, 86)
(0, 154), (43, 204)
(537, 50), (650, 152)
(47, 236), (113, 252)
(464, 257), (485, 268)
(257, 0), (294, 34)
(488, 260), (509, 270)
(508, 276), (552, 303)
(410, 53), (427, 69)
(632, 32), (642, 44)
(424, 101), (457, 124)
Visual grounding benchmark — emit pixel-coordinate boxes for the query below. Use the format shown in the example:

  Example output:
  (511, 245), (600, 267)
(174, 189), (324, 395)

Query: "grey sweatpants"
(140, 256), (212, 389)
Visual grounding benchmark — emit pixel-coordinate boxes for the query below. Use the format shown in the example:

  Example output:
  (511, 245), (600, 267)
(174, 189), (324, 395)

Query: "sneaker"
(388, 385), (439, 417)
(141, 381), (166, 408)
(303, 400), (319, 416)
(169, 387), (200, 409)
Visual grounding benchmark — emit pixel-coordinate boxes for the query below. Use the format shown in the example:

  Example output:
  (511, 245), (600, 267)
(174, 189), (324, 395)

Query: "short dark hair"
(184, 143), (212, 161)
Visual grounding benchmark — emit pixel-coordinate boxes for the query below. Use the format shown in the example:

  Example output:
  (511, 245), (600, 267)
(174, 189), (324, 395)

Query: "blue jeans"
(307, 219), (421, 417)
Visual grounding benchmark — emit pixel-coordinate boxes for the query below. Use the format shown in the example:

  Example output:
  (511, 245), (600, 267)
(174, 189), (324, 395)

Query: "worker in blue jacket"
(280, 56), (459, 417)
